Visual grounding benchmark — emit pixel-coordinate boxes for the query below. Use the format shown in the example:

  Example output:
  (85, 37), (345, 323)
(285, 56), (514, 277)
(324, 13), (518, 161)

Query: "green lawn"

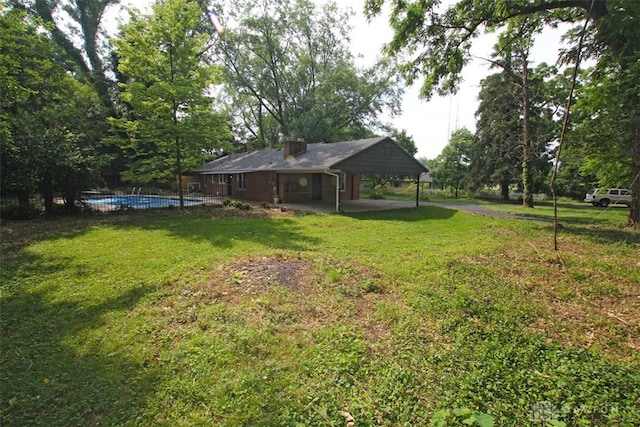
(477, 199), (632, 225)
(1, 205), (639, 426)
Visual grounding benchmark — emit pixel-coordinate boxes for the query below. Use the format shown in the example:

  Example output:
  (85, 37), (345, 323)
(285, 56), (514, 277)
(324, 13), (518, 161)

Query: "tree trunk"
(501, 180), (510, 200)
(18, 188), (30, 210)
(521, 61), (534, 208)
(176, 142), (184, 209)
(42, 169), (54, 214)
(629, 123), (640, 227)
(63, 176), (77, 213)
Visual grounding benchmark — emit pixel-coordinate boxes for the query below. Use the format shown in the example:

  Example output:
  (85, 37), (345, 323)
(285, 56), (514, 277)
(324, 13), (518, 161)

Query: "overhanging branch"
(511, 0), (608, 22)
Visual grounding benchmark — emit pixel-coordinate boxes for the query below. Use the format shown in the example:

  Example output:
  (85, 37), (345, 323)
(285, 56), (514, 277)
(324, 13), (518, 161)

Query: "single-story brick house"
(191, 137), (428, 212)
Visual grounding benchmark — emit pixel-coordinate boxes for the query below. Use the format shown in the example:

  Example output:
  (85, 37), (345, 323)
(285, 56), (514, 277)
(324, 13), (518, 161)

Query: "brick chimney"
(283, 138), (307, 159)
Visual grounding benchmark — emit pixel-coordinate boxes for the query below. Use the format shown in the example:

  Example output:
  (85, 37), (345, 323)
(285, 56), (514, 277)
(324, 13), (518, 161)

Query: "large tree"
(10, 0), (120, 112)
(1, 5), (106, 214)
(567, 29), (639, 200)
(493, 17), (550, 207)
(430, 128), (474, 197)
(217, 0), (402, 149)
(111, 0), (230, 207)
(471, 58), (557, 203)
(469, 73), (523, 200)
(366, 0), (640, 226)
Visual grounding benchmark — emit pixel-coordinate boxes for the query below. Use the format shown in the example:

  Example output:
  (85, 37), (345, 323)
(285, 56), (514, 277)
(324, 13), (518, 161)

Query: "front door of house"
(227, 175), (233, 196)
(312, 173), (322, 201)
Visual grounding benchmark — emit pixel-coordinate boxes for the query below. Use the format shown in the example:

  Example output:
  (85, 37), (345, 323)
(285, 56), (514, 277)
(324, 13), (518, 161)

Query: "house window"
(339, 172), (346, 192)
(238, 173), (246, 190)
(218, 174), (225, 184)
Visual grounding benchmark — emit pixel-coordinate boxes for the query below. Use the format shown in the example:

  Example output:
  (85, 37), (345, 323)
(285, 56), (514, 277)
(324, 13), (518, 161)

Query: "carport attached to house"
(192, 137), (428, 211)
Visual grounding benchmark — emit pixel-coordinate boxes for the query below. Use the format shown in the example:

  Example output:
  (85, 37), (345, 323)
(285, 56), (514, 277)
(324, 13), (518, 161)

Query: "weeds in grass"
(1, 206), (638, 425)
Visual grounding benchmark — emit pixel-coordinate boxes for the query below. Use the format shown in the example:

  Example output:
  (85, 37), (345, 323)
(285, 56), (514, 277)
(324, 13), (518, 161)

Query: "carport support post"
(415, 174), (420, 208)
(335, 175), (341, 213)
(324, 169), (341, 213)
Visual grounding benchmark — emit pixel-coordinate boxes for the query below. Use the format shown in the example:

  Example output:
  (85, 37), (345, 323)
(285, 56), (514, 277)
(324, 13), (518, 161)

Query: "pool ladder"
(131, 187), (142, 195)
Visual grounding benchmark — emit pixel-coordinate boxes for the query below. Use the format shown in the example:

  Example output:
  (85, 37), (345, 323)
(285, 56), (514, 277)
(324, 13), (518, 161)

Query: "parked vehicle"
(584, 188), (632, 207)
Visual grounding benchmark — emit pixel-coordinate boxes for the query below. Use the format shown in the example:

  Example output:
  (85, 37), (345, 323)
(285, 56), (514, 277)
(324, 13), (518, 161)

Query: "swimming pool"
(84, 195), (203, 210)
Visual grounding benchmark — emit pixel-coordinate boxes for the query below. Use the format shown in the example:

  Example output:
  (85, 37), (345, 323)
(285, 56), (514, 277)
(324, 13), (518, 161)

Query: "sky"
(103, 0), (572, 160)
(347, 3), (571, 160)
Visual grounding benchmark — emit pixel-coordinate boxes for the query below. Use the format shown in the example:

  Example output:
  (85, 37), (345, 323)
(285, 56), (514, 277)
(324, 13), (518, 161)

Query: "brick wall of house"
(351, 174), (361, 200)
(200, 172), (276, 202)
(199, 171), (360, 203)
(201, 174), (229, 197)
(240, 171), (276, 202)
(280, 173), (313, 202)
(320, 174), (337, 201)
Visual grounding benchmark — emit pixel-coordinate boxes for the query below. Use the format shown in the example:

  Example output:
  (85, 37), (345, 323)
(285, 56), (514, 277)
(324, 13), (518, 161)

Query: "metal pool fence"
(81, 188), (229, 211)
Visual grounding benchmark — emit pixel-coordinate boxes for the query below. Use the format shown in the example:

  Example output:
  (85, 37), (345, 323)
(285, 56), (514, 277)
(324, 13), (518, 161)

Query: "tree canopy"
(217, 0), (403, 149)
(430, 128), (474, 197)
(9, 0), (121, 112)
(110, 0), (231, 207)
(366, 0), (640, 225)
(1, 5), (106, 214)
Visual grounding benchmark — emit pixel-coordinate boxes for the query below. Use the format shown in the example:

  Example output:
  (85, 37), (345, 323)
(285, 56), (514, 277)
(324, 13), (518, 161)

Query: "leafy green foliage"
(19, 0), (119, 111)
(0, 6), (107, 213)
(471, 57), (557, 202)
(110, 0), (231, 204)
(365, 0), (640, 224)
(221, 198), (252, 210)
(217, 0), (402, 148)
(431, 407), (495, 427)
(430, 128), (474, 197)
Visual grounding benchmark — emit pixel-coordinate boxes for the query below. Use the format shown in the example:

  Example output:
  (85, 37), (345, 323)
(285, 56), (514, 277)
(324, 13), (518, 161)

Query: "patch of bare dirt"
(210, 255), (315, 295)
(186, 256), (399, 343)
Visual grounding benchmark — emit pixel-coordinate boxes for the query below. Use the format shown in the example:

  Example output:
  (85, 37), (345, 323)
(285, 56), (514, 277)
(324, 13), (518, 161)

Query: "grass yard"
(477, 199), (632, 225)
(1, 205), (639, 426)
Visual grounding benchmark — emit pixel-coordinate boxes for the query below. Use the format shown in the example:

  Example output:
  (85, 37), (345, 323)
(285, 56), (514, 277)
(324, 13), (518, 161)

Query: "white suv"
(584, 188), (632, 207)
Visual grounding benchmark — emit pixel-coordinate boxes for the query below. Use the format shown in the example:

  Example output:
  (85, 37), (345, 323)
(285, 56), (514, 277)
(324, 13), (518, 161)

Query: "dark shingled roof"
(192, 137), (427, 175)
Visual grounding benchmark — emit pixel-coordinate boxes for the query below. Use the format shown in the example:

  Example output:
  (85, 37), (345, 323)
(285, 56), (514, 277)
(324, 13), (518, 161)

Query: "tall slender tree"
(111, 0), (230, 207)
(474, 18), (557, 206)
(499, 18), (540, 207)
